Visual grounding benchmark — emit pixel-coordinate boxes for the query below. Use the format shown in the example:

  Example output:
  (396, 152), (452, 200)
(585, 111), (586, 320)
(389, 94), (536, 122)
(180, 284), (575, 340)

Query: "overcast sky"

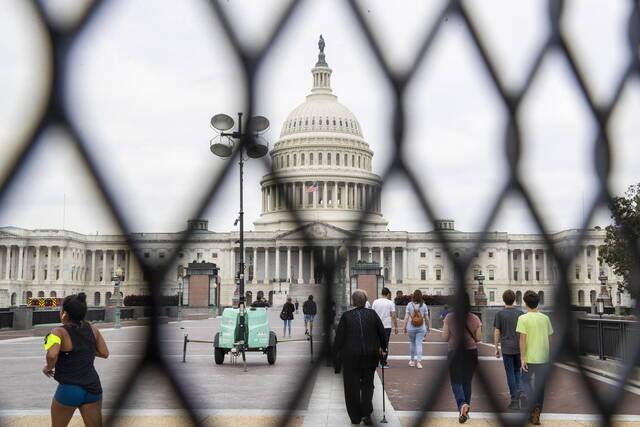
(1, 0), (639, 236)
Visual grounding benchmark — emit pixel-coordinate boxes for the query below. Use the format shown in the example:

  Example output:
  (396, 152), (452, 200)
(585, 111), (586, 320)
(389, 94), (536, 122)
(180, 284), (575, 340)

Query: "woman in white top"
(403, 289), (429, 368)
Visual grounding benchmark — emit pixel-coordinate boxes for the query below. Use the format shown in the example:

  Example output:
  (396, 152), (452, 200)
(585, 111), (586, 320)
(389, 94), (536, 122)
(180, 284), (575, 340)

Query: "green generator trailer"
(214, 307), (277, 365)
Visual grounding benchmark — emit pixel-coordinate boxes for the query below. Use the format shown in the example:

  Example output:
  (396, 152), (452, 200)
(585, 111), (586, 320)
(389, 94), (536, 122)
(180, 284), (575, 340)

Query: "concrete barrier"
(12, 307), (33, 330)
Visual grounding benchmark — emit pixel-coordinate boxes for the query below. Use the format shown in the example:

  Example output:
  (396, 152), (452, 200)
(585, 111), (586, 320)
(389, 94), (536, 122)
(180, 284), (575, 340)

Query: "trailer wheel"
(214, 347), (225, 365)
(266, 345), (277, 365)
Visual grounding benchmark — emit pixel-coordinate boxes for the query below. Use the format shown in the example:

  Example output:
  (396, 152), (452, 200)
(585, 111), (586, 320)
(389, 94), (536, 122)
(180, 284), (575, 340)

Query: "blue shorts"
(54, 384), (102, 407)
(304, 314), (315, 323)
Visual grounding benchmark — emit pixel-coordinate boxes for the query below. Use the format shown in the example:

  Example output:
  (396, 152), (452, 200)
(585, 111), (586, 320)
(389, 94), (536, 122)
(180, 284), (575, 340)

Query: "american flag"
(306, 183), (319, 193)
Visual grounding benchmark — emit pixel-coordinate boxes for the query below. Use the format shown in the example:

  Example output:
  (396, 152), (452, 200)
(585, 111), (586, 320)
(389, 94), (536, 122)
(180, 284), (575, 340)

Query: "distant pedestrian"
(442, 293), (482, 423)
(516, 290), (554, 425)
(294, 298), (299, 313)
(251, 291), (270, 308)
(493, 289), (524, 410)
(334, 289), (388, 425)
(303, 295), (317, 336)
(372, 287), (398, 368)
(403, 289), (428, 369)
(43, 293), (110, 427)
(280, 297), (295, 338)
(440, 304), (450, 321)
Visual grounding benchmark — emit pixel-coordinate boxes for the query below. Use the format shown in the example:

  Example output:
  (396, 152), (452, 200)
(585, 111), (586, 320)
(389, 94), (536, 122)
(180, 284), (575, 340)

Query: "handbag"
(280, 310), (287, 320)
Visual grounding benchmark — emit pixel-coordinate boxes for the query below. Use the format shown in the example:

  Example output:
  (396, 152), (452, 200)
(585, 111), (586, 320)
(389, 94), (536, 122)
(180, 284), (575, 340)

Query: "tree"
(599, 184), (640, 296)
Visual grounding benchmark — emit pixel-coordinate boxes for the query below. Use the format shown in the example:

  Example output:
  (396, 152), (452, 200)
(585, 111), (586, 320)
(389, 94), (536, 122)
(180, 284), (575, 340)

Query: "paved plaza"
(1, 310), (640, 426)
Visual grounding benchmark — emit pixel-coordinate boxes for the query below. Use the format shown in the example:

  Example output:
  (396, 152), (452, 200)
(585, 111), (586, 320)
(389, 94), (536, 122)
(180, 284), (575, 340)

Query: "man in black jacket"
(334, 289), (388, 425)
(302, 295), (317, 336)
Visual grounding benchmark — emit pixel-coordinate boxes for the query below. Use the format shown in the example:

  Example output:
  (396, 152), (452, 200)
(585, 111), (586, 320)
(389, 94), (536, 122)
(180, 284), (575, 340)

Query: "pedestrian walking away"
(493, 289), (524, 410)
(43, 293), (110, 427)
(294, 298), (299, 313)
(442, 293), (482, 424)
(403, 289), (428, 369)
(280, 297), (295, 337)
(372, 287), (398, 368)
(334, 289), (388, 425)
(302, 294), (317, 336)
(517, 290), (554, 425)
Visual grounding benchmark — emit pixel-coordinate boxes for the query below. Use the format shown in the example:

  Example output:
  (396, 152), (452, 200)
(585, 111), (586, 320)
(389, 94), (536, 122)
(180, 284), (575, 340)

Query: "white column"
(594, 246), (599, 279)
(102, 250), (107, 284)
(18, 246), (24, 280)
(323, 181), (328, 208)
(532, 249), (537, 283)
(357, 247), (362, 262)
(47, 247), (53, 282)
(298, 247), (303, 284)
(402, 247), (407, 283)
(34, 246), (40, 281)
(333, 182), (338, 207)
(59, 247), (65, 282)
(264, 248), (269, 283)
(4, 246), (10, 280)
(310, 249), (315, 285)
(583, 246), (588, 283)
(114, 250), (119, 273)
(369, 247), (373, 262)
(313, 183), (318, 208)
(391, 248), (396, 284)
(344, 182), (348, 208)
(542, 250), (547, 283)
(90, 249), (96, 283)
(287, 246), (292, 282)
(509, 250), (513, 283)
(520, 249), (525, 284)
(253, 247), (258, 283)
(275, 247), (280, 281)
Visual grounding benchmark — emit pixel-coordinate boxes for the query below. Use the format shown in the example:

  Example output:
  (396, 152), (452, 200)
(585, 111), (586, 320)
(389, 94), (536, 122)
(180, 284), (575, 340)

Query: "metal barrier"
(0, 1), (638, 426)
(578, 317), (640, 364)
(32, 310), (60, 326)
(0, 312), (13, 329)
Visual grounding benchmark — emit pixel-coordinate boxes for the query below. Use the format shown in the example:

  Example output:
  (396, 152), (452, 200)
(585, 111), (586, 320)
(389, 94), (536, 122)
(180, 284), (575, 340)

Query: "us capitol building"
(0, 41), (626, 309)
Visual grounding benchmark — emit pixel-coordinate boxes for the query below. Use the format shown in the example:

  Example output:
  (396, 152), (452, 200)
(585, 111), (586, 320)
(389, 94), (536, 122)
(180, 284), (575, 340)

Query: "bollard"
(183, 334), (188, 363)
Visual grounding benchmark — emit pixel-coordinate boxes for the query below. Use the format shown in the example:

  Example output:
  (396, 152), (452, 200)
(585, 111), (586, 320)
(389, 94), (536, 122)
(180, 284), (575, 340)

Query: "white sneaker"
(408, 360), (415, 367)
(416, 362), (423, 369)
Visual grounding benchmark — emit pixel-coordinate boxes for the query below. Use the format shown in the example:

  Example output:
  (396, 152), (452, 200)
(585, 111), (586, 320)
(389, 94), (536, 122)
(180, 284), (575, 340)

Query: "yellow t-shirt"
(516, 311), (553, 364)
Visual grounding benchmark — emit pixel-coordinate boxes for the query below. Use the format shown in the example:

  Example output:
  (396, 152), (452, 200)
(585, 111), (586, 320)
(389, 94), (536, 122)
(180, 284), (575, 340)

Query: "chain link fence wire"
(1, 0), (639, 426)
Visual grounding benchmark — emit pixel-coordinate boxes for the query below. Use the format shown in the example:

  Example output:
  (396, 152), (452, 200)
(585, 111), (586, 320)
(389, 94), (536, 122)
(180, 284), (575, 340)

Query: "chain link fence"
(1, 1), (640, 426)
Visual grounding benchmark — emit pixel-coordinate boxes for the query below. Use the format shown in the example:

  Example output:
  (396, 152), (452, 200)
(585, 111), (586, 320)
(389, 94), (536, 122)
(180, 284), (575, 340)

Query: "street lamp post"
(111, 267), (124, 329)
(474, 271), (487, 306)
(598, 271), (613, 308)
(177, 277), (184, 323)
(210, 112), (270, 356)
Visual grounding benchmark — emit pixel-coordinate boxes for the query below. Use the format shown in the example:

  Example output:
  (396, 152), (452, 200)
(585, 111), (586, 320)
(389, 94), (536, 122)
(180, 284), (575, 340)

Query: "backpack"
(410, 303), (424, 327)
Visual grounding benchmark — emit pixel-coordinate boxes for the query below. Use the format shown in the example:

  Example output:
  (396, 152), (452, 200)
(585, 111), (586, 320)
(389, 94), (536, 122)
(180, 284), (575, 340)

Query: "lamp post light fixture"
(209, 112), (270, 355)
(598, 271), (613, 308)
(474, 271), (487, 306)
(111, 266), (124, 329)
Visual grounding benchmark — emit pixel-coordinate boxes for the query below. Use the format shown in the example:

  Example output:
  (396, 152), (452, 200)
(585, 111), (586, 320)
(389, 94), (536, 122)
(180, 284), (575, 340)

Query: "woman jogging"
(43, 293), (109, 427)
(280, 297), (295, 338)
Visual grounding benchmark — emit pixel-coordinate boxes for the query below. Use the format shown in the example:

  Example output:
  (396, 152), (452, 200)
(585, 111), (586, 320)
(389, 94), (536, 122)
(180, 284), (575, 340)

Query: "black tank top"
(54, 322), (102, 394)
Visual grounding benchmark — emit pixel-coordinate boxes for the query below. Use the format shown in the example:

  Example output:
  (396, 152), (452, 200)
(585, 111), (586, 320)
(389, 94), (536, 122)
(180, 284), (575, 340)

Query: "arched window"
(38, 291), (45, 297)
(516, 291), (522, 305)
(293, 154), (297, 166)
(358, 156), (361, 168)
(286, 155), (290, 167)
(301, 153), (305, 165)
(335, 153), (339, 165)
(10, 293), (16, 306)
(328, 153), (332, 165)
(578, 290), (585, 306)
(538, 291), (545, 306)
(352, 155), (355, 167)
(310, 153), (314, 164)
(94, 292), (101, 306)
(319, 153), (323, 165)
(590, 290), (597, 305)
(106, 291), (112, 303)
(26, 291), (33, 299)
(344, 154), (347, 165)
(50, 291), (56, 298)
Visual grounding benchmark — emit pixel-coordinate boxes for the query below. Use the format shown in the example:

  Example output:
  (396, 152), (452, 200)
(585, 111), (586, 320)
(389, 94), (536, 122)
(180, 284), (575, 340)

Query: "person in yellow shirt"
(516, 290), (553, 425)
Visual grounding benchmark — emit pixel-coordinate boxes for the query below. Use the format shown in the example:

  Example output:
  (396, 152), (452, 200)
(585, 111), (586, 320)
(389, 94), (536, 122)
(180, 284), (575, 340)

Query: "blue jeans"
(448, 349), (478, 410)
(502, 353), (522, 399)
(283, 319), (292, 336)
(408, 328), (425, 361)
(522, 363), (548, 410)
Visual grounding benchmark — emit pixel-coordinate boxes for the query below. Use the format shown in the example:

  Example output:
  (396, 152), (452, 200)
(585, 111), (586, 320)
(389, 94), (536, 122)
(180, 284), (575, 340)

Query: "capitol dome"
(253, 36), (387, 233)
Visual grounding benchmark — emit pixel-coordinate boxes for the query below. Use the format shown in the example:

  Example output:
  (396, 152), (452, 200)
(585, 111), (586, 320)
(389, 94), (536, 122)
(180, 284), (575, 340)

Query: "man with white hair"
(334, 289), (388, 425)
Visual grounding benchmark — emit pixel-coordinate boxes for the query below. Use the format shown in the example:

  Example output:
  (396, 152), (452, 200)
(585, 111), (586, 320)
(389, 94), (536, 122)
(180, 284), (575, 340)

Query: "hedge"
(394, 294), (456, 306)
